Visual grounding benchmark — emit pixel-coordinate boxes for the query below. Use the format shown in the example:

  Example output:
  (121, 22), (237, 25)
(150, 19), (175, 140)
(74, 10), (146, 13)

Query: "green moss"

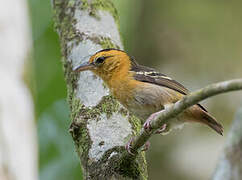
(100, 37), (120, 49)
(96, 95), (121, 118)
(84, 146), (147, 179)
(138, 152), (148, 180)
(117, 156), (143, 179)
(62, 60), (79, 106)
(110, 149), (147, 180)
(128, 115), (142, 136)
(71, 95), (126, 121)
(68, 0), (75, 7)
(80, 0), (119, 24)
(53, 0), (80, 58)
(80, 0), (88, 10)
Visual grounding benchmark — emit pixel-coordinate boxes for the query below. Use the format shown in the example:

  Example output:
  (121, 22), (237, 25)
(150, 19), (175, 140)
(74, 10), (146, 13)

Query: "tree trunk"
(213, 107), (242, 180)
(0, 0), (37, 180)
(52, 0), (148, 179)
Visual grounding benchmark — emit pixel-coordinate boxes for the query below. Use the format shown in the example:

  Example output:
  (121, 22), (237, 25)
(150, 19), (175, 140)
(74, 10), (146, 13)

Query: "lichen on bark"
(52, 0), (147, 179)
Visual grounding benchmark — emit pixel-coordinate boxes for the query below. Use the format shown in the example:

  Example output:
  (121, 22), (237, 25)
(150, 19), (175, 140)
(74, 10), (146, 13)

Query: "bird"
(74, 48), (223, 145)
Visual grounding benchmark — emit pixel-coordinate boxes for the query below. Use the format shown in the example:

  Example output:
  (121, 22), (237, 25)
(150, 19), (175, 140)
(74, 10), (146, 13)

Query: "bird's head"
(74, 49), (132, 81)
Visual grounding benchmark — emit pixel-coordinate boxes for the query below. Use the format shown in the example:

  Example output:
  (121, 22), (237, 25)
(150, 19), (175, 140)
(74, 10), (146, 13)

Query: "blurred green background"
(28, 0), (242, 179)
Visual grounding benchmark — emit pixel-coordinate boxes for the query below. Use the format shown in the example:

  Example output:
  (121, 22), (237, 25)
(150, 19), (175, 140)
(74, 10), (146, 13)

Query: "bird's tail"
(189, 105), (223, 135)
(201, 111), (223, 136)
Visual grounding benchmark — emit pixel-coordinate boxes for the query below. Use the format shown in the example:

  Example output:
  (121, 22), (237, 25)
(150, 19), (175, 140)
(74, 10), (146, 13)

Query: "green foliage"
(38, 100), (81, 180)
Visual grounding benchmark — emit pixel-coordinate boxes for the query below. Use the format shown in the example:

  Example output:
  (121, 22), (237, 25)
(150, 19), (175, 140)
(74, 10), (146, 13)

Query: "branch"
(127, 79), (242, 155)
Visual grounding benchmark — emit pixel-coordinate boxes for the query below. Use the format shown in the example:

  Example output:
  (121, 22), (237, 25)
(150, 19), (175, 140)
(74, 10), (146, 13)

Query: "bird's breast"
(112, 82), (179, 121)
(109, 81), (188, 134)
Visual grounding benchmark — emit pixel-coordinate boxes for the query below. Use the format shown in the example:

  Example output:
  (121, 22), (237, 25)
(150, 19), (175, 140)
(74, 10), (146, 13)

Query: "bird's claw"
(155, 124), (167, 134)
(125, 138), (151, 155)
(125, 137), (135, 155)
(141, 141), (150, 151)
(143, 112), (161, 132)
(143, 120), (152, 132)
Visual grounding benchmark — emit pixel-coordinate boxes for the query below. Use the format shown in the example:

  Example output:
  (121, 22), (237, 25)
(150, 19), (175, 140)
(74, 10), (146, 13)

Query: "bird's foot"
(125, 137), (135, 155)
(125, 138), (150, 155)
(143, 111), (161, 132)
(155, 124), (167, 134)
(141, 141), (150, 152)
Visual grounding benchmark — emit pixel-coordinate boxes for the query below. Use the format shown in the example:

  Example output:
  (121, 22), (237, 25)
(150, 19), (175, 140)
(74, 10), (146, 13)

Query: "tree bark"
(0, 0), (38, 180)
(52, 0), (147, 179)
(213, 107), (242, 180)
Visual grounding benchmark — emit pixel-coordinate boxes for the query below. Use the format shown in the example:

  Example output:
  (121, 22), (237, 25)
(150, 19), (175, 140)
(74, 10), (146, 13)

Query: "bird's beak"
(74, 61), (95, 72)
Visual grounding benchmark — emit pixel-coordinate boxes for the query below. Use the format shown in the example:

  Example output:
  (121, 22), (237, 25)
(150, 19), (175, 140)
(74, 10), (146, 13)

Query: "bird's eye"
(95, 56), (106, 64)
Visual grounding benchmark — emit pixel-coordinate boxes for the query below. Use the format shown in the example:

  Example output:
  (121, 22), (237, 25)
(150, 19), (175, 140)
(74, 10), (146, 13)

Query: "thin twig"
(126, 78), (242, 156)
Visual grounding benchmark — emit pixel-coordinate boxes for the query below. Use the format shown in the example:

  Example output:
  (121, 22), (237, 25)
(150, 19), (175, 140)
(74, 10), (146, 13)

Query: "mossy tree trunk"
(52, 0), (148, 179)
(213, 107), (242, 180)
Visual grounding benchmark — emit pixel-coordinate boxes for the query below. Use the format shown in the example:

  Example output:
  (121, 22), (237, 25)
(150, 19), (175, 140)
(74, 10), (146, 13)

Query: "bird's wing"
(130, 61), (208, 112)
(132, 71), (189, 95)
(130, 61), (189, 95)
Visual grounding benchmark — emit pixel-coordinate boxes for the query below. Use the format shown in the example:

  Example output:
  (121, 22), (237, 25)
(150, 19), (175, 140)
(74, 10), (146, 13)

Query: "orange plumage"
(74, 48), (223, 135)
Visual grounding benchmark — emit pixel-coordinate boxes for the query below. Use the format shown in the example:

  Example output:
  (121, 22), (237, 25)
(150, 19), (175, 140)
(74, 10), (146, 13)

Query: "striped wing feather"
(130, 61), (208, 112)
